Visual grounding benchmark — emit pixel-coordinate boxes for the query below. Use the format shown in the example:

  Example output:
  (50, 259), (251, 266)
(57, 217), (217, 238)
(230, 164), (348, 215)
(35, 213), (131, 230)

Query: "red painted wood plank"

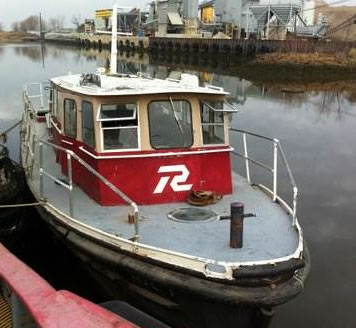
(0, 243), (138, 328)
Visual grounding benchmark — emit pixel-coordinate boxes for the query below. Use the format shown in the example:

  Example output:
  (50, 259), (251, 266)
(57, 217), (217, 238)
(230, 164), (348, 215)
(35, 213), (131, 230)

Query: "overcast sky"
(1, 0), (356, 29)
(0, 0), (148, 29)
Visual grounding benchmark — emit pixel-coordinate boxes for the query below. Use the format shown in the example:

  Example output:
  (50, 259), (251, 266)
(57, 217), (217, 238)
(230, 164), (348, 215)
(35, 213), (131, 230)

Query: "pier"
(45, 32), (149, 51)
(45, 33), (356, 57)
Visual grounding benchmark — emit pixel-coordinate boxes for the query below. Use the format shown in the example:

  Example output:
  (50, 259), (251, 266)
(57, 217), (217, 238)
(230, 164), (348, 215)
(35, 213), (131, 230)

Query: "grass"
(0, 31), (37, 43)
(253, 51), (356, 70)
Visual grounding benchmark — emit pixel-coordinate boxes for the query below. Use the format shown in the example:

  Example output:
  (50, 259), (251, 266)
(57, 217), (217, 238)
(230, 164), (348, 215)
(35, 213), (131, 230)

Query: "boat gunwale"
(25, 175), (304, 281)
(36, 203), (310, 307)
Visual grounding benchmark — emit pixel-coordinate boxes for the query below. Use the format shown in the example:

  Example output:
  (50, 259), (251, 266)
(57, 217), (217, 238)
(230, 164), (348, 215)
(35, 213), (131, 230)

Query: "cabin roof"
(51, 73), (229, 97)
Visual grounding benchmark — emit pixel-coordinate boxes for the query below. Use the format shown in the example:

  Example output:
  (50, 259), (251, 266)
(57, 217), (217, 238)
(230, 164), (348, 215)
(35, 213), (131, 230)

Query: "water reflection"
(13, 44), (46, 63)
(0, 44), (356, 328)
(96, 50), (356, 119)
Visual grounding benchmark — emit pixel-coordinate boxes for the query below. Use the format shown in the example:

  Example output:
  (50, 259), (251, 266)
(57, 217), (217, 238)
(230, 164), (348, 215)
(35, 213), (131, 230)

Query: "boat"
(0, 242), (169, 328)
(19, 6), (309, 327)
(20, 70), (310, 327)
(0, 144), (26, 245)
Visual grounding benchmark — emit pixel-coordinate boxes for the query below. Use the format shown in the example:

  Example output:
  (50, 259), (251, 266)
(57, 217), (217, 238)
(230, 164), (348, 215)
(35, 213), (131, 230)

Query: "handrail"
(230, 128), (298, 226)
(230, 128), (275, 142)
(38, 140), (140, 241)
(24, 82), (45, 109)
(202, 101), (239, 113)
(22, 83), (142, 240)
(24, 112), (140, 241)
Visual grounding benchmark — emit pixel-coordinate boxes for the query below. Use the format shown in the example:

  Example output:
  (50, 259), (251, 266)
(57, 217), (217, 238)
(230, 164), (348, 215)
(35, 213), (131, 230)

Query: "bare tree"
(71, 14), (81, 31)
(57, 15), (65, 30)
(40, 19), (47, 32)
(47, 18), (58, 31)
(19, 21), (27, 32)
(19, 15), (39, 32)
(12, 22), (20, 32)
(47, 16), (65, 31)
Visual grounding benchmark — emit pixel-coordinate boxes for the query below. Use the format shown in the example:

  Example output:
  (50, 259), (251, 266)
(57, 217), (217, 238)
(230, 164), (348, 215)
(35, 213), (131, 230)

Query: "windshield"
(148, 99), (193, 149)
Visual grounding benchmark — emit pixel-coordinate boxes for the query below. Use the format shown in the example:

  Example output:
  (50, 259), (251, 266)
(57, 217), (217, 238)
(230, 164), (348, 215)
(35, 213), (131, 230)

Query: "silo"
(182, 0), (199, 35)
(215, 0), (243, 25)
(182, 0), (199, 19)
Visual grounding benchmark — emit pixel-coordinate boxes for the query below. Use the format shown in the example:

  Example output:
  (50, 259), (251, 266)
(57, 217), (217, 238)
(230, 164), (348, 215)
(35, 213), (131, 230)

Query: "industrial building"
(147, 0), (200, 36)
(214, 0), (319, 39)
(148, 0), (322, 39)
(200, 1), (215, 24)
(95, 7), (147, 35)
(93, 0), (325, 40)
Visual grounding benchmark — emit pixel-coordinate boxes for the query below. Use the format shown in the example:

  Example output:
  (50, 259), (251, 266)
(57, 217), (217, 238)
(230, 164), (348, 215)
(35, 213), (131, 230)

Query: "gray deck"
(28, 123), (298, 263)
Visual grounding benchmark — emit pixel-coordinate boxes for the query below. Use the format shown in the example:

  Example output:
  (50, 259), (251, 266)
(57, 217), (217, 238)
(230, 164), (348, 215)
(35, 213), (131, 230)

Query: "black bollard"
(229, 202), (255, 249)
(230, 202), (244, 248)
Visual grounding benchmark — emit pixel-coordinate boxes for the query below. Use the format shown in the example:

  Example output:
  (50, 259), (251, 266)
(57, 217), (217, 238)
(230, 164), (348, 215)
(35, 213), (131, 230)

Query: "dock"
(45, 32), (149, 51)
(44, 32), (356, 57)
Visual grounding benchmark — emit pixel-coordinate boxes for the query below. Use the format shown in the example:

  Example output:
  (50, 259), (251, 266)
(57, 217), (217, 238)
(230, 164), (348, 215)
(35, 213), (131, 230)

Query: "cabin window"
(200, 102), (225, 145)
(148, 99), (193, 149)
(98, 103), (139, 150)
(64, 98), (77, 139)
(82, 101), (95, 148)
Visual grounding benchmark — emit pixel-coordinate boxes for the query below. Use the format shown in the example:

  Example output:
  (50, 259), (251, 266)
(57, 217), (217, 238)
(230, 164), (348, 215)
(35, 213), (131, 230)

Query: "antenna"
(39, 12), (45, 68)
(110, 1), (118, 74)
(39, 12), (44, 42)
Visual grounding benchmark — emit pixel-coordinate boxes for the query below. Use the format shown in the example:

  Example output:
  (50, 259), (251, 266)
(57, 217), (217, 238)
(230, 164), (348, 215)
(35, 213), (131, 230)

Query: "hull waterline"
(35, 204), (310, 328)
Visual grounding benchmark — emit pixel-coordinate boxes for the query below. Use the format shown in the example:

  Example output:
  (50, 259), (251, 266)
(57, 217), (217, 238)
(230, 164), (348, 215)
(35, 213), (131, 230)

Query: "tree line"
(11, 14), (82, 33)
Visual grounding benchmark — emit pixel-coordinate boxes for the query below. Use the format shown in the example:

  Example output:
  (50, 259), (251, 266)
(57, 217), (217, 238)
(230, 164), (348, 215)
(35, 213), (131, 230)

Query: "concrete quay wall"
(45, 33), (356, 56)
(45, 32), (149, 50)
(149, 37), (356, 56)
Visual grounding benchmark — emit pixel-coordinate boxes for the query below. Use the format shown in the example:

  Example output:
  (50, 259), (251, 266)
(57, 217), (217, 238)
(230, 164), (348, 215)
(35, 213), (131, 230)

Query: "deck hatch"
(167, 208), (218, 223)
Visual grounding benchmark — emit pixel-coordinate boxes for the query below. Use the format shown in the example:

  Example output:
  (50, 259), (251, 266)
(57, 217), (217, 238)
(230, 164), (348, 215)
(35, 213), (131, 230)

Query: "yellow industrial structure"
(95, 9), (113, 19)
(200, 1), (214, 24)
(95, 9), (113, 31)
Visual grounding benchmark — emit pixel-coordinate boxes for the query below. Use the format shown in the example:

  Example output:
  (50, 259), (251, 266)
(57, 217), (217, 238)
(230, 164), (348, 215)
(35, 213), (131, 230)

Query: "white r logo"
(153, 165), (193, 194)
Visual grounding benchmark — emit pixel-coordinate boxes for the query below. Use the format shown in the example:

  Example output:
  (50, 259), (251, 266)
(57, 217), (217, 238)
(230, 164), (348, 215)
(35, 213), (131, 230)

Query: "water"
(1, 43), (356, 328)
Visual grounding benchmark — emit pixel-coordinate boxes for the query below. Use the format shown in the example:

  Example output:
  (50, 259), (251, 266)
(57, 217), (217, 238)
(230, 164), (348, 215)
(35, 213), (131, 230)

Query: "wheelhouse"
(49, 73), (237, 205)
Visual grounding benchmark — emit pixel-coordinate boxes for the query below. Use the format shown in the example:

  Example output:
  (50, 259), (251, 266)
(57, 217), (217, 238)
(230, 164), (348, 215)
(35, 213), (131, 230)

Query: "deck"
(27, 121), (299, 264)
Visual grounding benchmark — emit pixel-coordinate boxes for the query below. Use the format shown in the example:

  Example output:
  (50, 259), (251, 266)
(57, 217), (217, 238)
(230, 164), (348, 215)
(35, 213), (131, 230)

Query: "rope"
(0, 202), (44, 208)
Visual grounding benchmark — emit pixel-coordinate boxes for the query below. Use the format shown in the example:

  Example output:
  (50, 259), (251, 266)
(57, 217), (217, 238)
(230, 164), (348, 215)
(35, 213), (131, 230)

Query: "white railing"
(38, 140), (140, 240)
(22, 89), (140, 241)
(230, 128), (298, 226)
(24, 82), (45, 110)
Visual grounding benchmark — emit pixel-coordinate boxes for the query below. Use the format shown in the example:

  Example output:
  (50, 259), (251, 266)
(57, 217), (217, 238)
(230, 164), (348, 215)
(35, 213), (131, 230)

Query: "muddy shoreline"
(150, 52), (356, 84)
(0, 31), (38, 43)
(235, 52), (356, 83)
(235, 62), (356, 83)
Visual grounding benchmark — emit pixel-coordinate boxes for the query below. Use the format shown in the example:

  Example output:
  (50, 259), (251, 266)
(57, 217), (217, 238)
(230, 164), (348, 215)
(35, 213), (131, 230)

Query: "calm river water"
(0, 43), (355, 328)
